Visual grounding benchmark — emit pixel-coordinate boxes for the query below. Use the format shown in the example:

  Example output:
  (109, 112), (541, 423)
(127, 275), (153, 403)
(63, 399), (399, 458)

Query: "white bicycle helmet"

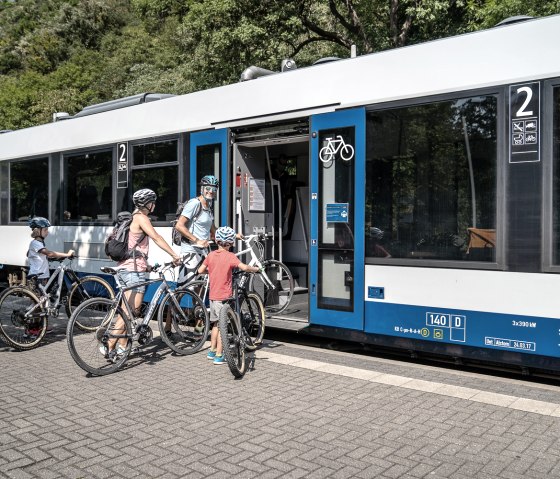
(133, 188), (157, 208)
(215, 226), (235, 245)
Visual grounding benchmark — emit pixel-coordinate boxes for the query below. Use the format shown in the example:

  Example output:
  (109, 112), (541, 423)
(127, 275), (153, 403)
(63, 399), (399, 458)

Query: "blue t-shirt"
(180, 198), (213, 254)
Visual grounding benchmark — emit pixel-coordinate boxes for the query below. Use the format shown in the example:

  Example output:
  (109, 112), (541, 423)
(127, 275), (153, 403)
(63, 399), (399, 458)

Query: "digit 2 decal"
(509, 82), (540, 163)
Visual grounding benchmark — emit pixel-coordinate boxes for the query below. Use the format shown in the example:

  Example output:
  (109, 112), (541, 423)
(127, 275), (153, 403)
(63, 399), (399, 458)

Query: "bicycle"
(218, 270), (266, 378)
(319, 135), (355, 163)
(0, 257), (114, 351)
(186, 233), (294, 315)
(66, 262), (209, 376)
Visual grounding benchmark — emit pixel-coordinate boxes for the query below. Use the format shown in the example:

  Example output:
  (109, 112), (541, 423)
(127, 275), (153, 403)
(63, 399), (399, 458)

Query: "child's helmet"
(200, 175), (219, 188)
(133, 188), (157, 208)
(215, 226), (235, 245)
(29, 217), (51, 229)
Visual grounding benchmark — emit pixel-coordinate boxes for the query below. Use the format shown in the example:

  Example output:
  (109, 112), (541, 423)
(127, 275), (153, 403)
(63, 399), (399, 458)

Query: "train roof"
(1, 14), (559, 161)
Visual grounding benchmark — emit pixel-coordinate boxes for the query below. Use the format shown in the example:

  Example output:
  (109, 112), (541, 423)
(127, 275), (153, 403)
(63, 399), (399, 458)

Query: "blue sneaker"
(213, 354), (225, 365)
(207, 350), (216, 360)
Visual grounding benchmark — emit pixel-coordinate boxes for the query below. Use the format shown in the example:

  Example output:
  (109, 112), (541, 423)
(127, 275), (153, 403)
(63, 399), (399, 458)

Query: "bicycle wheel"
(0, 286), (47, 350)
(218, 304), (246, 378)
(65, 276), (115, 320)
(240, 293), (265, 350)
(249, 260), (294, 314)
(158, 289), (209, 355)
(67, 297), (132, 376)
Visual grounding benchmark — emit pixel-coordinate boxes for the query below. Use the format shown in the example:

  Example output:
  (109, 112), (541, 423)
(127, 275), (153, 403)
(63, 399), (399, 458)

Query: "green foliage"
(1, 0), (560, 131)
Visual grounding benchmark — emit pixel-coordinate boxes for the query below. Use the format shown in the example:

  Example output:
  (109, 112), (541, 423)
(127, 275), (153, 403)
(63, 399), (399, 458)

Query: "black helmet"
(133, 188), (157, 208)
(29, 217), (51, 229)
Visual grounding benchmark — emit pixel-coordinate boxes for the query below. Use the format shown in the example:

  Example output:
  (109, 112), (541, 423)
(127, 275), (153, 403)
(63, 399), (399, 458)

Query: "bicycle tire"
(0, 286), (47, 350)
(241, 293), (265, 350)
(249, 260), (294, 314)
(158, 288), (209, 355)
(65, 276), (115, 322)
(67, 297), (132, 376)
(218, 303), (246, 378)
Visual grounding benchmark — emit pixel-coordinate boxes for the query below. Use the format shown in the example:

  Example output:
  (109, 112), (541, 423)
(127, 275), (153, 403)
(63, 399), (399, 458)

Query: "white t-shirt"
(180, 198), (214, 254)
(28, 239), (49, 278)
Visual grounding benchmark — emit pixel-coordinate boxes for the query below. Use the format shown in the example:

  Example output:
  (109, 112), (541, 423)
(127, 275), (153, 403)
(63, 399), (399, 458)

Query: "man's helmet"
(200, 175), (219, 188)
(29, 217), (51, 229)
(133, 188), (157, 208)
(370, 227), (384, 240)
(215, 226), (235, 245)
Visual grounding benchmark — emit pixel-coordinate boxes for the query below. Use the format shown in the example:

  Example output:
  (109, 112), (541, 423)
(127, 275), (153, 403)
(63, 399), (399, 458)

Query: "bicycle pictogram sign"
(319, 135), (355, 163)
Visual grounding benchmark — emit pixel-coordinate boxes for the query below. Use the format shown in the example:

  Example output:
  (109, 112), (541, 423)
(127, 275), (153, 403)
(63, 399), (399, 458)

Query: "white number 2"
(118, 143), (127, 162)
(515, 86), (533, 117)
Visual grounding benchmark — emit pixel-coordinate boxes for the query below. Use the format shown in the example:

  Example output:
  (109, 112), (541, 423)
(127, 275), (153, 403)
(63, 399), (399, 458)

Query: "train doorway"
(231, 124), (310, 323)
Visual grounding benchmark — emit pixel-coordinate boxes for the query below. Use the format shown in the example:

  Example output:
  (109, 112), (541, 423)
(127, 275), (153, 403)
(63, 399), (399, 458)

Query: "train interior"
(232, 130), (310, 323)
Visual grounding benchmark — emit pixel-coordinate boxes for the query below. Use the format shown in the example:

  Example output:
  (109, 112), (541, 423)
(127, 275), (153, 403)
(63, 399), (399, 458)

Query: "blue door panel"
(190, 129), (229, 226)
(310, 108), (365, 331)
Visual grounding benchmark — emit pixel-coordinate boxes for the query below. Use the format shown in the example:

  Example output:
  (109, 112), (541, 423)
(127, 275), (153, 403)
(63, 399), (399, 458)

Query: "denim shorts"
(118, 271), (148, 293)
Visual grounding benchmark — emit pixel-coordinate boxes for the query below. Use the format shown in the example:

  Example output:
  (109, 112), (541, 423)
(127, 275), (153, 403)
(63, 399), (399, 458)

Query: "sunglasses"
(203, 186), (218, 192)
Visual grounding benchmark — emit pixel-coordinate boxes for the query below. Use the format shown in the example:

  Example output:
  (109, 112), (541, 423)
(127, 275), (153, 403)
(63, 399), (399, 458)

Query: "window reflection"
(10, 158), (49, 222)
(366, 96), (497, 262)
(131, 140), (179, 222)
(552, 87), (560, 264)
(65, 151), (112, 222)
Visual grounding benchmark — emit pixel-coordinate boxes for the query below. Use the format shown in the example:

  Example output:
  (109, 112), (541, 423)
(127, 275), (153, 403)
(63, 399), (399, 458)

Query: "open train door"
(309, 109), (365, 330)
(189, 129), (229, 226)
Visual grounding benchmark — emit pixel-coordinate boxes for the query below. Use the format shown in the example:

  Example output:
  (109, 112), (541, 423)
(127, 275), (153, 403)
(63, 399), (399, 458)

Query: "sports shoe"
(207, 350), (216, 360)
(213, 354), (225, 365)
(99, 344), (108, 357)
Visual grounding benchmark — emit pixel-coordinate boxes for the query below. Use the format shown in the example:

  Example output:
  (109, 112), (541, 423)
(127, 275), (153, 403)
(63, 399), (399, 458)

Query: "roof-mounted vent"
(72, 92), (175, 119)
(281, 58), (297, 72)
(495, 15), (534, 27)
(312, 57), (341, 66)
(240, 66), (276, 82)
(240, 58), (297, 81)
(52, 112), (71, 122)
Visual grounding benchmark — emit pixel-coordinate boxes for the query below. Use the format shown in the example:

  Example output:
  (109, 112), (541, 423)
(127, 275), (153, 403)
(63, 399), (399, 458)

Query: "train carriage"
(2, 14), (560, 372)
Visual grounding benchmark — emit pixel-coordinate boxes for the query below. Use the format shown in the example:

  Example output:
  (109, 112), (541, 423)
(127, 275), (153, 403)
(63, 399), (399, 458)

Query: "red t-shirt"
(203, 249), (241, 301)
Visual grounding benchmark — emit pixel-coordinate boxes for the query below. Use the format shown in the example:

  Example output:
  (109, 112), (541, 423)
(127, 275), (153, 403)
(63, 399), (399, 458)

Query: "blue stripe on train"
(364, 301), (560, 358)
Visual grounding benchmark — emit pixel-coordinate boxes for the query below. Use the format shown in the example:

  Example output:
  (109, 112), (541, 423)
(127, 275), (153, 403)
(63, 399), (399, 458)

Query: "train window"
(366, 95), (497, 263)
(131, 140), (179, 223)
(64, 150), (112, 222)
(9, 158), (49, 222)
(552, 87), (560, 264)
(133, 141), (177, 166)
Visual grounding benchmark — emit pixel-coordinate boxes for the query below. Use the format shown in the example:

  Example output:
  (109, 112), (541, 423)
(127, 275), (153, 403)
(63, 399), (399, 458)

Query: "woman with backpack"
(104, 188), (181, 358)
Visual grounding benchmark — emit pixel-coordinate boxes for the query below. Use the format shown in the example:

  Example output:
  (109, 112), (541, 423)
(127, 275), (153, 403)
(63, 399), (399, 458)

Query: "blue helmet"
(215, 226), (235, 245)
(29, 217), (51, 229)
(200, 175), (219, 188)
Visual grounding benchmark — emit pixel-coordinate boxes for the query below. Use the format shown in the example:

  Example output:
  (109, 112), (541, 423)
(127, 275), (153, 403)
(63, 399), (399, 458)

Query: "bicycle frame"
(107, 265), (188, 340)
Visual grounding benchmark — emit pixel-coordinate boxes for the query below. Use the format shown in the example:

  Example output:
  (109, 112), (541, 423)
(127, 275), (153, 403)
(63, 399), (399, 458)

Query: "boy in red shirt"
(198, 226), (259, 364)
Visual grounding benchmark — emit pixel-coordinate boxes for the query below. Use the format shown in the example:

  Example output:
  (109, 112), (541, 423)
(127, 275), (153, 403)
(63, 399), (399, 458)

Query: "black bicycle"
(0, 257), (114, 350)
(218, 271), (265, 378)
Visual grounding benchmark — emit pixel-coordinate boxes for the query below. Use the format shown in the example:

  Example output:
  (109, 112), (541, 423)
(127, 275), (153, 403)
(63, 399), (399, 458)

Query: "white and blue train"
(1, 14), (560, 372)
